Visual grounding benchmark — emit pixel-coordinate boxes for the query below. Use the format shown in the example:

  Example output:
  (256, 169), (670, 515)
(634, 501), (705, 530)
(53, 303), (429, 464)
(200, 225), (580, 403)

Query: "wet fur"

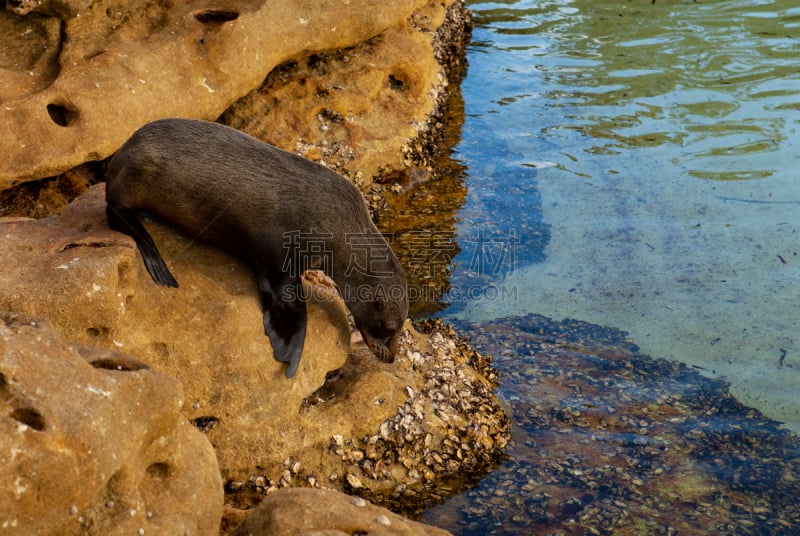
(105, 118), (408, 378)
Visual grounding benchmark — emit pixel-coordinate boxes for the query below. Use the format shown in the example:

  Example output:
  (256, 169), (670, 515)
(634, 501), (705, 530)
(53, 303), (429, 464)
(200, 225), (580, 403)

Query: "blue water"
(443, 0), (800, 432)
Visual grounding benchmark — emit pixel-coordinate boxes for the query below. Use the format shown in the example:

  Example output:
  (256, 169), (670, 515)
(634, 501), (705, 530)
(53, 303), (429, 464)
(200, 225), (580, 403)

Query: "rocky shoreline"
(0, 1), (509, 534)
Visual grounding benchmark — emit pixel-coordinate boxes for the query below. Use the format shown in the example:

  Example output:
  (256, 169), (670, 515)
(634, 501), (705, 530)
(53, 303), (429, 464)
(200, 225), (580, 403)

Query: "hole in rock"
(192, 416), (220, 432)
(84, 49), (107, 61)
(5, 0), (26, 12)
(147, 462), (172, 480)
(10, 407), (46, 431)
(106, 469), (126, 497)
(193, 9), (239, 24)
(388, 74), (405, 90)
(86, 326), (109, 338)
(46, 102), (79, 127)
(91, 358), (149, 372)
(151, 342), (170, 359)
(60, 240), (114, 252)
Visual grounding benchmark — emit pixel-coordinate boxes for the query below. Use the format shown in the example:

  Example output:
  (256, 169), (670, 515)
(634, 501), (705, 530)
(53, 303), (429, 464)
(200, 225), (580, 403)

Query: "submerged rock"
(0, 312), (223, 535)
(422, 314), (800, 535)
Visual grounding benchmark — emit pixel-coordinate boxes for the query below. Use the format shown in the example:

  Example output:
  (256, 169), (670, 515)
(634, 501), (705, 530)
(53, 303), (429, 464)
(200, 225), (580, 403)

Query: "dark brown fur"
(105, 118), (408, 377)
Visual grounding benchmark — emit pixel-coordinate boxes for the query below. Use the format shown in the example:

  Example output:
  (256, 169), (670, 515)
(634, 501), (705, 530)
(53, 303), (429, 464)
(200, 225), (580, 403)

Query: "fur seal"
(105, 118), (408, 378)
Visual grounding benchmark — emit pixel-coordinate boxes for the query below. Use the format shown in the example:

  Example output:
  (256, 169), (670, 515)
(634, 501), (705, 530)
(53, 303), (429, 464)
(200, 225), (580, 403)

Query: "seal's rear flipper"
(106, 205), (179, 288)
(258, 275), (307, 378)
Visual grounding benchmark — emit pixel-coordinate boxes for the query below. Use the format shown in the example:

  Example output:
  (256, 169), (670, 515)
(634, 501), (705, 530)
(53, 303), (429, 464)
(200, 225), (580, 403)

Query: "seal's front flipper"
(258, 275), (307, 378)
(106, 204), (179, 288)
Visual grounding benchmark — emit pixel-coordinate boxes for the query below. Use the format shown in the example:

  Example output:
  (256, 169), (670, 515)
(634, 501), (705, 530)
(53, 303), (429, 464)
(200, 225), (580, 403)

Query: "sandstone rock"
(299, 320), (510, 505)
(221, 0), (470, 186)
(0, 184), (509, 510)
(0, 312), (222, 535)
(0, 0), (431, 188)
(0, 184), (354, 479)
(229, 488), (451, 536)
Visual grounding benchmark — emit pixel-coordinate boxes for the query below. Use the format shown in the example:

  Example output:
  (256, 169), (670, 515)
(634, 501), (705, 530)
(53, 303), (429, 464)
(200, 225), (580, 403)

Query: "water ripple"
(471, 0), (800, 177)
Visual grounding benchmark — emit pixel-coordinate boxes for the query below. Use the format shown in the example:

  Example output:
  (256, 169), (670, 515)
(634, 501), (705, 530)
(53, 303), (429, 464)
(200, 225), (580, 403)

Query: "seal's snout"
(379, 345), (396, 364)
(364, 335), (396, 364)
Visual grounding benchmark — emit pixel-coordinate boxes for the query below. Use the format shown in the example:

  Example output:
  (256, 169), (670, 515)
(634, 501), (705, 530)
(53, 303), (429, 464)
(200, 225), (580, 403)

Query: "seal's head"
(351, 294), (408, 363)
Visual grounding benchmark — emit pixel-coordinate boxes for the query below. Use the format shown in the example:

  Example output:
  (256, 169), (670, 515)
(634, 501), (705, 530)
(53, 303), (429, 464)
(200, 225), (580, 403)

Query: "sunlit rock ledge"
(1, 0), (418, 186)
(0, 0), (470, 201)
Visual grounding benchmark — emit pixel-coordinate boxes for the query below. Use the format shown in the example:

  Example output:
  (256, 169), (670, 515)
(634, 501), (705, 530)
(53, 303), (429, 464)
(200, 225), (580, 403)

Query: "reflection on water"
(379, 90), (468, 316)
(478, 0), (800, 181)
(441, 0), (800, 432)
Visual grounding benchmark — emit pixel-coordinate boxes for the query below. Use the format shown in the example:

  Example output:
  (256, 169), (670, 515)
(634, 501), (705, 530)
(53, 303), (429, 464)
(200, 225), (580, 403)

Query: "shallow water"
(376, 0), (800, 532)
(418, 0), (800, 432)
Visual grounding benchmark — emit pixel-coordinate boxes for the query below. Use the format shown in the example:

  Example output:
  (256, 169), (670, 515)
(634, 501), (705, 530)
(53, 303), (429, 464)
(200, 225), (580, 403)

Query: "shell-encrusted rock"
(321, 319), (510, 509)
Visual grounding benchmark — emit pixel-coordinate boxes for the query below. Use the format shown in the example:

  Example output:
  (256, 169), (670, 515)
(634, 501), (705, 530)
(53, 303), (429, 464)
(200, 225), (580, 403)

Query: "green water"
(436, 0), (800, 432)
